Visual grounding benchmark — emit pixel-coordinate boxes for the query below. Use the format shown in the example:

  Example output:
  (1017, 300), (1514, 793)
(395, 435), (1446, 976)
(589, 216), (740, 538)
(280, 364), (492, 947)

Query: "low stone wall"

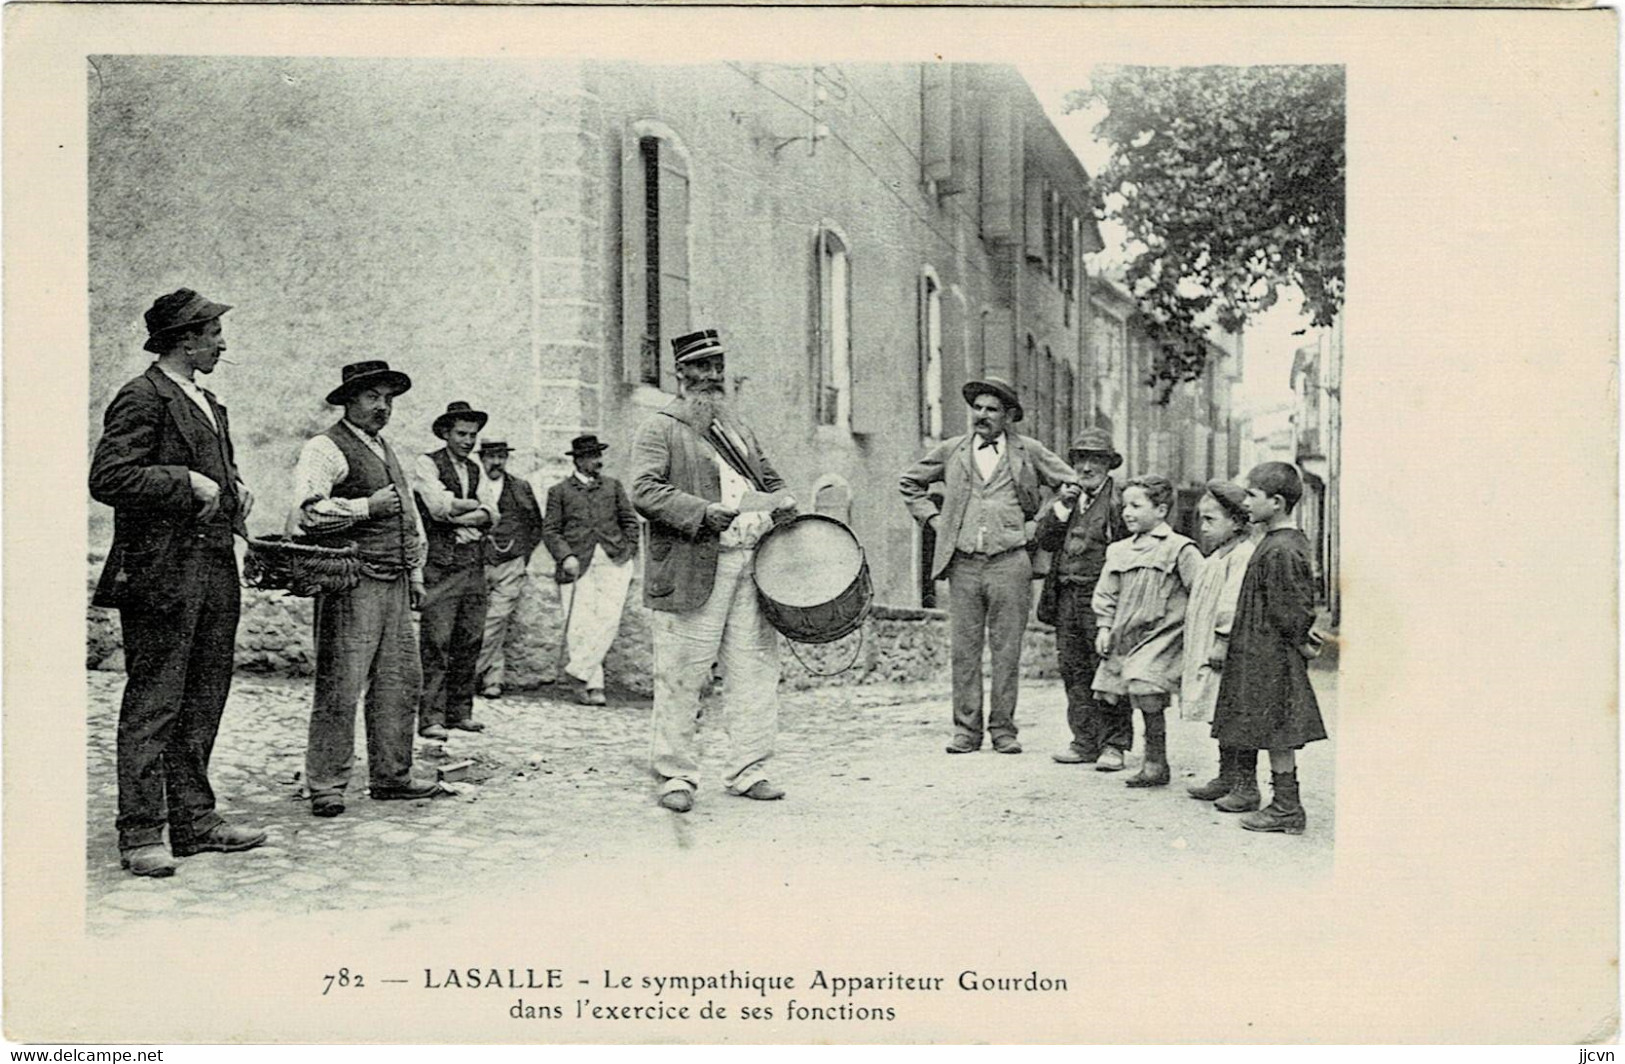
(85, 555), (1058, 694)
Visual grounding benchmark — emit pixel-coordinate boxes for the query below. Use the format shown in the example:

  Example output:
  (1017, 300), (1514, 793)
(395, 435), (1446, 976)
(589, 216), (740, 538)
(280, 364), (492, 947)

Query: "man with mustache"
(630, 329), (796, 813)
(541, 434), (640, 706)
(289, 361), (446, 818)
(472, 438), (545, 701)
(899, 378), (1078, 755)
(1033, 429), (1132, 769)
(91, 289), (267, 876)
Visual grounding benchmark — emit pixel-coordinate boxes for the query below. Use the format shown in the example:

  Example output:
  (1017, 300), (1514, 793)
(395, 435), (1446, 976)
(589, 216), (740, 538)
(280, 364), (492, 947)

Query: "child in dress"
(1210, 462), (1328, 834)
(1181, 480), (1259, 807)
(1090, 475), (1203, 787)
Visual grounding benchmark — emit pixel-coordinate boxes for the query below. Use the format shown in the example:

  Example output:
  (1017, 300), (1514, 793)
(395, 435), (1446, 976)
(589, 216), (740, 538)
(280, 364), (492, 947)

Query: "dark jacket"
(1210, 527), (1328, 750)
(1033, 478), (1127, 627)
(542, 473), (639, 580)
(484, 474), (545, 566)
(90, 364), (246, 613)
(630, 397), (785, 613)
(899, 432), (1077, 581)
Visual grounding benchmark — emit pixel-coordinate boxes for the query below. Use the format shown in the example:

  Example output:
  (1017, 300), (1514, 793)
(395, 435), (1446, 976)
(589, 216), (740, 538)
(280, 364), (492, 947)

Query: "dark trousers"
(948, 549), (1032, 742)
(1054, 583), (1133, 755)
(308, 574), (421, 797)
(418, 561), (489, 729)
(115, 546), (238, 851)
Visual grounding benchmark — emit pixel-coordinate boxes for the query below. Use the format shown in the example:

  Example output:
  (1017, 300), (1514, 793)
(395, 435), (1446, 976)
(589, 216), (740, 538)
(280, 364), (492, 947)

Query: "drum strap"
(705, 420), (769, 493)
(781, 623), (868, 679)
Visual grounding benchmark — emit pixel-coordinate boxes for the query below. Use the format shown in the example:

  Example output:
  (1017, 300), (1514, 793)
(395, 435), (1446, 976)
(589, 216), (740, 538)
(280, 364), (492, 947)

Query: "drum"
(751, 513), (873, 644)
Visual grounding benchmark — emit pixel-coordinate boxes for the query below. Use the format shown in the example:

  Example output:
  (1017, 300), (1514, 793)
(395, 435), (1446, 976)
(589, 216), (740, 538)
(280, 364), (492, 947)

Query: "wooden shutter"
(655, 147), (690, 394)
(942, 65), (976, 196)
(1024, 169), (1045, 264)
(619, 133), (649, 385)
(812, 228), (827, 424)
(922, 65), (952, 185)
(941, 290), (966, 438)
(980, 92), (1014, 243)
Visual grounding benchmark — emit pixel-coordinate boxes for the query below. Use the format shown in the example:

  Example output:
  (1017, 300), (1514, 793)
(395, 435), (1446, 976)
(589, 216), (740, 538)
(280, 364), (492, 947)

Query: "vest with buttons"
(1055, 485), (1118, 588)
(309, 421), (418, 573)
(955, 444), (1028, 556)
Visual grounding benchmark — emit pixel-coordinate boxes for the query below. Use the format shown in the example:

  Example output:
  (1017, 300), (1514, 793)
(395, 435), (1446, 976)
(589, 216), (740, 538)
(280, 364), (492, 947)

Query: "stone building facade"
(88, 58), (1106, 686)
(1290, 318), (1343, 622)
(1085, 277), (1245, 537)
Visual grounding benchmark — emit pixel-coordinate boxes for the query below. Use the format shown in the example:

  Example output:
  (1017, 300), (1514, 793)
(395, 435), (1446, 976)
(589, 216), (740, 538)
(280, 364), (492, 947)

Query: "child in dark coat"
(1209, 462), (1328, 834)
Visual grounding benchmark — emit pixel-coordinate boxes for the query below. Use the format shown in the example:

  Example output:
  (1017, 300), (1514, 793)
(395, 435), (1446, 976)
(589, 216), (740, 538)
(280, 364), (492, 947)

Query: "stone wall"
(85, 556), (1057, 694)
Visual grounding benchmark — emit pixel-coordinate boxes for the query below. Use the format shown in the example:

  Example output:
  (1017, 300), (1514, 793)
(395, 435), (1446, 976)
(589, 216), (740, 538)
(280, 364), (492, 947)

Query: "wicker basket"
(243, 535), (363, 597)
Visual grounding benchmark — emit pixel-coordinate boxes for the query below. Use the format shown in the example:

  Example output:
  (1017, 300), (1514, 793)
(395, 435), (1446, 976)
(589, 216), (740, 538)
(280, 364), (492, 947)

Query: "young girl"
(1181, 480), (1260, 808)
(1090, 475), (1203, 787)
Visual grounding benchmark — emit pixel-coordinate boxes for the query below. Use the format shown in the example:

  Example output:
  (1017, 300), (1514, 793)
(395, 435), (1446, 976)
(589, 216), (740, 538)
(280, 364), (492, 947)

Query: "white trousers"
(649, 548), (779, 795)
(476, 555), (530, 689)
(559, 545), (634, 691)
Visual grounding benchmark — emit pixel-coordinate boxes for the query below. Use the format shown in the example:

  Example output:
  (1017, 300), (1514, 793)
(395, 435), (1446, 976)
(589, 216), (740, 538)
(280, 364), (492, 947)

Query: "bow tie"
(977, 438), (1000, 452)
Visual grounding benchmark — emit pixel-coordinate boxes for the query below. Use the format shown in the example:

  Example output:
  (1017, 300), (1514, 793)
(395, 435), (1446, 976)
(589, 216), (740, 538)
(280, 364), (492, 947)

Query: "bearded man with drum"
(629, 328), (797, 814)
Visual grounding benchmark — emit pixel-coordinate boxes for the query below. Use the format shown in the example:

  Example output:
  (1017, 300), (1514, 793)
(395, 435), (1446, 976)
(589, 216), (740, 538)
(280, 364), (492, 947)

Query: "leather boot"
(1214, 749), (1261, 812)
(1125, 712), (1170, 787)
(1187, 746), (1233, 800)
(1242, 770), (1307, 834)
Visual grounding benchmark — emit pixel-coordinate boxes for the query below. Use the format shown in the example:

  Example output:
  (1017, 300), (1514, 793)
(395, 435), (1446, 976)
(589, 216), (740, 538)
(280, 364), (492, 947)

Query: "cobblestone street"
(86, 668), (1336, 933)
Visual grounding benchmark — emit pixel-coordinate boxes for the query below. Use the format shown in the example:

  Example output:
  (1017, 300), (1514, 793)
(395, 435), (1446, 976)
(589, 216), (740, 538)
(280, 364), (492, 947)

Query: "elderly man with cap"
(630, 328), (797, 812)
(542, 434), (641, 706)
(413, 401), (499, 740)
(1033, 428), (1132, 769)
(90, 289), (267, 876)
(899, 377), (1078, 755)
(472, 438), (545, 700)
(289, 360), (445, 817)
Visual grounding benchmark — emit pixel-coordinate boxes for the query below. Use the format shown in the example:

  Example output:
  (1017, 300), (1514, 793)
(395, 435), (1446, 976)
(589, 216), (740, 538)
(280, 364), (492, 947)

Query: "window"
(1035, 344), (1056, 447)
(1062, 363), (1076, 446)
(815, 228), (852, 428)
(1062, 215), (1078, 327)
(1045, 187), (1059, 281)
(1020, 334), (1038, 438)
(622, 126), (691, 391)
(1024, 170), (1045, 264)
(920, 269), (943, 439)
(639, 138), (662, 384)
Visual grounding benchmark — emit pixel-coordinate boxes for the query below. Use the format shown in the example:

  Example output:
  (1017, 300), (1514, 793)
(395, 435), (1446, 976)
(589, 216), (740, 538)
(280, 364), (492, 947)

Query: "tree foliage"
(1069, 65), (1345, 393)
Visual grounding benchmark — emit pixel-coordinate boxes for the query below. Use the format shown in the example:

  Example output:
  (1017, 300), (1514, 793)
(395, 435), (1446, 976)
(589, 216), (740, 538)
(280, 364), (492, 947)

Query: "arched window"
(919, 268), (943, 439)
(622, 122), (692, 392)
(814, 227), (852, 429)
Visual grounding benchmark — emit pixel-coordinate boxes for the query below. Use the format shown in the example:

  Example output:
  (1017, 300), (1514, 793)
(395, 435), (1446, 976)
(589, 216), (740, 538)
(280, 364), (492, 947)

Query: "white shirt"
(713, 454), (773, 550)
(972, 432), (1007, 482)
(157, 365), (219, 433)
(477, 471), (506, 511)
(413, 452), (498, 545)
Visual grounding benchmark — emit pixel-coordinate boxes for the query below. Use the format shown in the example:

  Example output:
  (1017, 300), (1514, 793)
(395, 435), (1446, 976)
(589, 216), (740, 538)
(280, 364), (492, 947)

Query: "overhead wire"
(721, 60), (993, 281)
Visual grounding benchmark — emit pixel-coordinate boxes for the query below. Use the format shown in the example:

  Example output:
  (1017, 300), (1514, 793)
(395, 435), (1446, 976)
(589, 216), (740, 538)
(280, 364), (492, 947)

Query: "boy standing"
(1210, 462), (1328, 834)
(1090, 475), (1203, 787)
